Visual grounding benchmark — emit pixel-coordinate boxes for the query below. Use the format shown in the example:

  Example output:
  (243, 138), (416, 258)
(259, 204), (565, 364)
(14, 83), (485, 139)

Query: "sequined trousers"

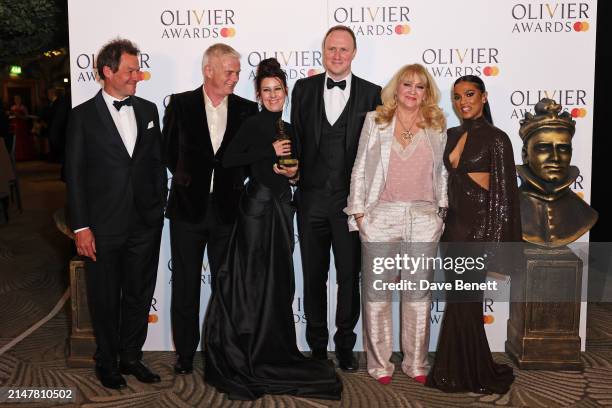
(359, 200), (444, 380)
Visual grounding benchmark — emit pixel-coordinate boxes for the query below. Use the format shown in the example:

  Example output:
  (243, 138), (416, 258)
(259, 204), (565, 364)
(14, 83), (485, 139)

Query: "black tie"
(113, 97), (133, 111)
(326, 78), (346, 90)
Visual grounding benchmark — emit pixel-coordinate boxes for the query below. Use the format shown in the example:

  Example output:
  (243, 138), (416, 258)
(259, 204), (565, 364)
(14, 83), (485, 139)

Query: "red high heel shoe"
(377, 376), (392, 385)
(414, 375), (427, 385)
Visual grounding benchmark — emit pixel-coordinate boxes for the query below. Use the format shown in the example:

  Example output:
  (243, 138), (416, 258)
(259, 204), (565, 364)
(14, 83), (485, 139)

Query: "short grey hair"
(201, 43), (241, 73)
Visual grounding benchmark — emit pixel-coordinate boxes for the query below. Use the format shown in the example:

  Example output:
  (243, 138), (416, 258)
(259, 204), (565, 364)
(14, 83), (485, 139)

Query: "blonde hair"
(201, 43), (240, 72)
(375, 64), (445, 132)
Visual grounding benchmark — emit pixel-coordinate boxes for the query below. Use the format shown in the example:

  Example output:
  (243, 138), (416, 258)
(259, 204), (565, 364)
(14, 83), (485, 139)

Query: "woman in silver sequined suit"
(345, 64), (447, 385)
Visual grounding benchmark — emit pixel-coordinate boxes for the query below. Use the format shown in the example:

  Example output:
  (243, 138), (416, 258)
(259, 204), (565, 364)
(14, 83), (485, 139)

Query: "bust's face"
(526, 129), (572, 182)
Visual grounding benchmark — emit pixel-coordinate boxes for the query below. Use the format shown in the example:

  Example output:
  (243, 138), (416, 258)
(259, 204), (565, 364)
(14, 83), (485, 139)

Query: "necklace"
(396, 110), (420, 144)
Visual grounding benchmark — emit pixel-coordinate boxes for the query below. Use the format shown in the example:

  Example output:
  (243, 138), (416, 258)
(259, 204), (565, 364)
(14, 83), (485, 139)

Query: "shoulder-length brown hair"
(375, 63), (446, 132)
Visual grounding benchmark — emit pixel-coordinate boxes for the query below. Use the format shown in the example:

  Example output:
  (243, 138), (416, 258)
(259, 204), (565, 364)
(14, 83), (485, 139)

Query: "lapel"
(345, 74), (360, 151)
(379, 115), (395, 182)
(313, 74), (325, 148)
(131, 96), (147, 159)
(217, 93), (237, 157)
(424, 128), (439, 166)
(94, 90), (131, 160)
(189, 86), (214, 155)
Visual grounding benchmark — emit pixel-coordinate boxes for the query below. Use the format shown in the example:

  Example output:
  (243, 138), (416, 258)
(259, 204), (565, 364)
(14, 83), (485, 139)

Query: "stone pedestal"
(506, 246), (583, 370)
(67, 257), (96, 368)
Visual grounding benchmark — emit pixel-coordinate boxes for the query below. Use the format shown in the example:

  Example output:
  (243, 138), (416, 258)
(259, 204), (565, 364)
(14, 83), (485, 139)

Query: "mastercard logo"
(220, 27), (236, 38)
(571, 108), (587, 118)
(483, 315), (495, 324)
(483, 66), (500, 76)
(394, 24), (410, 35)
(140, 71), (151, 81)
(573, 21), (590, 32)
(148, 314), (159, 323)
(307, 68), (322, 77)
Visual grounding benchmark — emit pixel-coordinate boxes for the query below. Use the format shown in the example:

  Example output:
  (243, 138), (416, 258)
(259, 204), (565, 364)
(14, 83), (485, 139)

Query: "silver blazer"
(345, 110), (448, 231)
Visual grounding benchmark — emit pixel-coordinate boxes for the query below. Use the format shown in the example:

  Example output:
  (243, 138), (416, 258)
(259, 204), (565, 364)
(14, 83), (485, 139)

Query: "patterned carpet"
(1, 162), (611, 407)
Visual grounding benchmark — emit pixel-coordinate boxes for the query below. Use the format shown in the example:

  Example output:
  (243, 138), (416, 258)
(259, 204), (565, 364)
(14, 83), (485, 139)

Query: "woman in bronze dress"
(426, 75), (521, 394)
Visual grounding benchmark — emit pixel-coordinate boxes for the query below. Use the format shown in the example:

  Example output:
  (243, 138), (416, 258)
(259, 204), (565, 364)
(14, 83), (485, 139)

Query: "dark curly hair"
(96, 38), (140, 80)
(255, 58), (288, 97)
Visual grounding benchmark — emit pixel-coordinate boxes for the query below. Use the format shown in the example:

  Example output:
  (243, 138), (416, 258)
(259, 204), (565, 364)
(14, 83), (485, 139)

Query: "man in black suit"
(291, 26), (381, 371)
(163, 43), (258, 375)
(65, 39), (167, 389)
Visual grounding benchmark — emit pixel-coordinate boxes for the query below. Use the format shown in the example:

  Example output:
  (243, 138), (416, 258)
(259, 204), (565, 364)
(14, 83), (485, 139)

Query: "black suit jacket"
(65, 90), (167, 236)
(163, 87), (258, 224)
(290, 73), (382, 189)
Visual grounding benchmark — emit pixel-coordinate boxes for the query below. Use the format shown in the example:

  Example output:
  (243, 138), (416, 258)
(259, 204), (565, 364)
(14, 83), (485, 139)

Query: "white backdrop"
(68, 0), (598, 352)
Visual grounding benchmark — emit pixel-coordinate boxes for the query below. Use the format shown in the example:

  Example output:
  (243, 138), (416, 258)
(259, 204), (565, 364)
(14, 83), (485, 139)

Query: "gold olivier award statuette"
(275, 118), (297, 167)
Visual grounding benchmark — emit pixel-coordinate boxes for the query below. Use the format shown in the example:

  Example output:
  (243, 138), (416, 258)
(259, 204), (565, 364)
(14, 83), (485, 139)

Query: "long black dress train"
(203, 108), (342, 401)
(426, 116), (522, 394)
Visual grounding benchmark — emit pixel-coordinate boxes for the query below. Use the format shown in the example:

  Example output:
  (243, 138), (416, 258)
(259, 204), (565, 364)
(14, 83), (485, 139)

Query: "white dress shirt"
(203, 89), (228, 193)
(101, 90), (138, 157)
(75, 90), (138, 233)
(323, 72), (352, 125)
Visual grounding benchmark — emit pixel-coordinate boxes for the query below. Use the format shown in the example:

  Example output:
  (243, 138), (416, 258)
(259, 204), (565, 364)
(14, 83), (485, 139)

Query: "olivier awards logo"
(483, 298), (495, 325)
(509, 89), (588, 120)
(421, 47), (501, 79)
(329, 5), (411, 36)
(293, 297), (307, 324)
(511, 2), (591, 33)
(74, 52), (152, 83)
(246, 50), (323, 81)
(149, 297), (159, 324)
(201, 259), (212, 286)
(160, 9), (237, 39)
(429, 299), (496, 325)
(430, 300), (444, 325)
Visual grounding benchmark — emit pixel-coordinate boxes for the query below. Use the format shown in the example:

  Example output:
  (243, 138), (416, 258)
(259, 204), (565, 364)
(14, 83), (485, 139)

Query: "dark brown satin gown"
(426, 116), (522, 394)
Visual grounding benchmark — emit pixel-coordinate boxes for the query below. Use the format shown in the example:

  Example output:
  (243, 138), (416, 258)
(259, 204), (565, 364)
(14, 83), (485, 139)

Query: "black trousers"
(297, 188), (361, 352)
(84, 213), (162, 367)
(169, 199), (233, 360)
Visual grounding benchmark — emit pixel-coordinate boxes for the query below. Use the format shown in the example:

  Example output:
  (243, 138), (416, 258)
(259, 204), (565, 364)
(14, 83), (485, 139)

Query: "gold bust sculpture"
(517, 98), (597, 247)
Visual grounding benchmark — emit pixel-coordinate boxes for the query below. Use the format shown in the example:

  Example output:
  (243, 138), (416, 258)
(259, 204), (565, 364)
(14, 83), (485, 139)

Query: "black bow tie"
(326, 78), (346, 90)
(113, 97), (133, 111)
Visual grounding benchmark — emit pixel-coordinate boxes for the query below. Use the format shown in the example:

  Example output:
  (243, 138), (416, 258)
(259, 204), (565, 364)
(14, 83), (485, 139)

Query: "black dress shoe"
(174, 358), (193, 375)
(119, 360), (161, 383)
(95, 365), (127, 389)
(311, 348), (328, 360)
(336, 350), (359, 372)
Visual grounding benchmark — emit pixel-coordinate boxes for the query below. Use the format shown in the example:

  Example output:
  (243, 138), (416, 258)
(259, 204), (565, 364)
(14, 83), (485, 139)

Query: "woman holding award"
(203, 58), (342, 401)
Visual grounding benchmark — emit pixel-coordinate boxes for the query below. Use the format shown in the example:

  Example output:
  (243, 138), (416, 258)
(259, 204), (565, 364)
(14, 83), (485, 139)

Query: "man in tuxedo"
(65, 39), (167, 389)
(291, 25), (381, 371)
(163, 43), (258, 375)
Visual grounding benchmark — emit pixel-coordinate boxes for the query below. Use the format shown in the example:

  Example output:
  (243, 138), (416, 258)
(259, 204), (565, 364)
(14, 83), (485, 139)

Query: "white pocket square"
(147, 121), (154, 129)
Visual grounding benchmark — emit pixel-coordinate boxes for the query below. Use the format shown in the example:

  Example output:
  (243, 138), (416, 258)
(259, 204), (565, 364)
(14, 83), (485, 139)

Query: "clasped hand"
(273, 139), (291, 156)
(273, 162), (299, 179)
(272, 139), (298, 179)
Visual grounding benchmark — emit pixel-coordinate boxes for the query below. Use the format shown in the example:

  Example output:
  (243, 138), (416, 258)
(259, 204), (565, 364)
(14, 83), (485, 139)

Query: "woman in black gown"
(426, 75), (521, 394)
(203, 58), (342, 401)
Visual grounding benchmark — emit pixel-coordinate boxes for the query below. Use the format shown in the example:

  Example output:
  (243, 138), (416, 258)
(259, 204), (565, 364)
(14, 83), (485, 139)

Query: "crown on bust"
(519, 98), (576, 142)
